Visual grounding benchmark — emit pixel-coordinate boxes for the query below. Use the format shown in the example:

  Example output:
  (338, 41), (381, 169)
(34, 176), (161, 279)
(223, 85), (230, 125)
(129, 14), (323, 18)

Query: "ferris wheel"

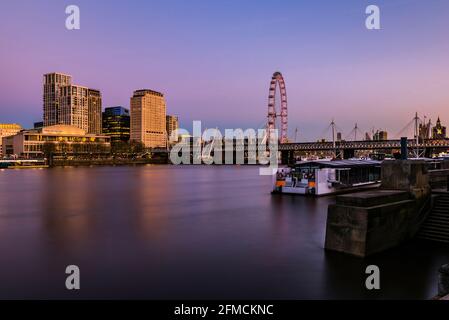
(267, 71), (288, 143)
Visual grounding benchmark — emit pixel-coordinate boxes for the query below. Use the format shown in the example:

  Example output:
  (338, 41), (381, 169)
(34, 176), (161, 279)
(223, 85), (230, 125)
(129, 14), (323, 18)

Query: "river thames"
(0, 165), (447, 299)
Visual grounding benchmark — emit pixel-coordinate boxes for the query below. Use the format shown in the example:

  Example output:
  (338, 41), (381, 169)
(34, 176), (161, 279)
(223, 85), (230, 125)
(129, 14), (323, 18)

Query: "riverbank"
(51, 157), (168, 167)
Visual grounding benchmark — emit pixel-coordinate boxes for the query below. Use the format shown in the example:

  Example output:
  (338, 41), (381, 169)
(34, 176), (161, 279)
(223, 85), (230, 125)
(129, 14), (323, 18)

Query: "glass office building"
(102, 106), (131, 143)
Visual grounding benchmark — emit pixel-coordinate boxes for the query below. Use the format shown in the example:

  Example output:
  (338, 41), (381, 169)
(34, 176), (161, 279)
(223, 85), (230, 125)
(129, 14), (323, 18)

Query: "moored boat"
(273, 159), (382, 196)
(0, 159), (48, 169)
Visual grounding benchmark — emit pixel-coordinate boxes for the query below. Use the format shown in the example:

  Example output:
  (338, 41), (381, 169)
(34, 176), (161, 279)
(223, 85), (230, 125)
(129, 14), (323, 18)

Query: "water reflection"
(0, 166), (447, 299)
(40, 168), (94, 252)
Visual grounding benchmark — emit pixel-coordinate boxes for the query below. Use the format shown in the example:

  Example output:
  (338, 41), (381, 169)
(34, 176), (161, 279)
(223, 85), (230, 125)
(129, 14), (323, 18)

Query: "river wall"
(325, 160), (431, 257)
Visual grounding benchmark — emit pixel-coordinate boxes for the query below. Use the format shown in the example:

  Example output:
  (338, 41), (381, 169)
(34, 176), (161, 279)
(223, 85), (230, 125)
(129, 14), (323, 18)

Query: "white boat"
(273, 159), (382, 196)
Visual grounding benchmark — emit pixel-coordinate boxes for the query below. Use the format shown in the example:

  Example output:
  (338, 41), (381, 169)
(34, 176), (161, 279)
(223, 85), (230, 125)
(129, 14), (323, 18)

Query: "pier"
(325, 159), (449, 259)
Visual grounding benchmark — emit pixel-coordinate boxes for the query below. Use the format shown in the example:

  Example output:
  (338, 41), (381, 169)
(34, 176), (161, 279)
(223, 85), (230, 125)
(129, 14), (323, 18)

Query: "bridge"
(279, 138), (449, 163)
(279, 139), (449, 151)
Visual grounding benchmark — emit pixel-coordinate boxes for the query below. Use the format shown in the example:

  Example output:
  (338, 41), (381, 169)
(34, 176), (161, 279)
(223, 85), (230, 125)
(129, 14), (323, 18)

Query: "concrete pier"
(380, 160), (430, 199)
(325, 160), (431, 257)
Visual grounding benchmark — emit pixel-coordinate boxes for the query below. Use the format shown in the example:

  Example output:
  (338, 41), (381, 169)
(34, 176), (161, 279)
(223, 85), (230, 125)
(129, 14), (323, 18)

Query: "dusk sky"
(1, 0), (449, 141)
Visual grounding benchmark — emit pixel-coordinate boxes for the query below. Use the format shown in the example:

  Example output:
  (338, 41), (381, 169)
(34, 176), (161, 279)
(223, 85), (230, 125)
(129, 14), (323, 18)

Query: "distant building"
(373, 130), (388, 141)
(419, 119), (432, 140)
(130, 89), (167, 149)
(2, 125), (110, 159)
(34, 121), (44, 129)
(336, 132), (342, 142)
(43, 72), (72, 126)
(0, 124), (22, 157)
(88, 89), (102, 135)
(365, 132), (372, 141)
(102, 106), (130, 143)
(166, 115), (179, 141)
(432, 117), (446, 139)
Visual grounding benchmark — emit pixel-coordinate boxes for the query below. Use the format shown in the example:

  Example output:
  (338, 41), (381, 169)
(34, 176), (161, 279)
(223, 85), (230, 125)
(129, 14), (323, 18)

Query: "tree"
(111, 141), (129, 155)
(42, 142), (56, 166)
(130, 141), (145, 154)
(42, 142), (56, 158)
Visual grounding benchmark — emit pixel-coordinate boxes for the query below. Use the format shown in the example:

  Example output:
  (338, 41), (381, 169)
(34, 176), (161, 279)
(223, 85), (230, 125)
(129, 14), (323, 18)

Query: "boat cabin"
(273, 159), (382, 196)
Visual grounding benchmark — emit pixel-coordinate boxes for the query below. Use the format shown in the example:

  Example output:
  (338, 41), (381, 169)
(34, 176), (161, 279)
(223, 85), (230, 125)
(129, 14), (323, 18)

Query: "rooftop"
(133, 89), (164, 97)
(19, 125), (108, 137)
(295, 159), (382, 168)
(0, 124), (22, 130)
(41, 125), (86, 136)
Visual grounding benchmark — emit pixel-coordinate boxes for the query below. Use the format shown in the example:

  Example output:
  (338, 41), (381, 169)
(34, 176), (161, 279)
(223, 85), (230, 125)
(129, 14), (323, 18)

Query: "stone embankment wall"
(325, 160), (431, 257)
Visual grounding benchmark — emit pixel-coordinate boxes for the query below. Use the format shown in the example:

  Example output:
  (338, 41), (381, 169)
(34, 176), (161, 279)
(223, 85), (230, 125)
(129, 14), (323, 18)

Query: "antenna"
(330, 119), (336, 156)
(414, 112), (420, 158)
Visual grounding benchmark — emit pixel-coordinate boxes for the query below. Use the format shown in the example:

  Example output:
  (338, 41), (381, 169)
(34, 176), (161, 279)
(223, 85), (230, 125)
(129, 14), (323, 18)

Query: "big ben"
(432, 117), (447, 139)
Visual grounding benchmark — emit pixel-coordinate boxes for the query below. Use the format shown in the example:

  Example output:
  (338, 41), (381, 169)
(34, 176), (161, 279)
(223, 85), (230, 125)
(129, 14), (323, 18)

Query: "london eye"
(267, 71), (288, 143)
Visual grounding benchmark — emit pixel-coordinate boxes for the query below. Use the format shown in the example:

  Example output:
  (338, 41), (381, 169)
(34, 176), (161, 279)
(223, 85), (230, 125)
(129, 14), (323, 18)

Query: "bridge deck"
(279, 139), (449, 151)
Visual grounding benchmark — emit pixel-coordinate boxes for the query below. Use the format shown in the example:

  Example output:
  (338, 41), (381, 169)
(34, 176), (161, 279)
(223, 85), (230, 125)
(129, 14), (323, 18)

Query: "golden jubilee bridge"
(185, 138), (449, 153)
(277, 138), (449, 164)
(277, 115), (449, 161)
(279, 139), (449, 152)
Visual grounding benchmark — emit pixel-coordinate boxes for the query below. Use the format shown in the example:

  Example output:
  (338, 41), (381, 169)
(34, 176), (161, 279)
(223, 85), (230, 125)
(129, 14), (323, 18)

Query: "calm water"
(0, 165), (447, 299)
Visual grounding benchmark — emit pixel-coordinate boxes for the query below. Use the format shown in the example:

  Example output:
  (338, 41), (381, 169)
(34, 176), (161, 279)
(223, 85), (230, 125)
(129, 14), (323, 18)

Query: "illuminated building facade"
(166, 115), (179, 141)
(43, 72), (72, 126)
(102, 106), (130, 143)
(59, 85), (89, 131)
(88, 89), (102, 135)
(130, 89), (167, 149)
(432, 117), (447, 139)
(43, 72), (102, 134)
(0, 124), (22, 157)
(2, 125), (110, 158)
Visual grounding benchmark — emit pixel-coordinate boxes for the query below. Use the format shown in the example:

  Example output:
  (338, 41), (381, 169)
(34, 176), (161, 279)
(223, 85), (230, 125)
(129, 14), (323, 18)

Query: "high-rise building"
(43, 73), (102, 134)
(59, 85), (89, 131)
(88, 89), (102, 134)
(432, 117), (446, 139)
(130, 89), (167, 149)
(166, 115), (179, 140)
(0, 124), (22, 157)
(102, 106), (130, 143)
(43, 73), (72, 126)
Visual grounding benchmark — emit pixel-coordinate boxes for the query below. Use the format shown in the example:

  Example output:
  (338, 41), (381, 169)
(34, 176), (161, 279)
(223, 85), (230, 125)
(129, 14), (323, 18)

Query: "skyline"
(2, 0), (449, 141)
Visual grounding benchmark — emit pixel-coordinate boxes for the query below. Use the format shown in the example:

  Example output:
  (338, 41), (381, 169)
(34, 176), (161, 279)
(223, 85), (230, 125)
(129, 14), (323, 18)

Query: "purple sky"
(1, 0), (449, 141)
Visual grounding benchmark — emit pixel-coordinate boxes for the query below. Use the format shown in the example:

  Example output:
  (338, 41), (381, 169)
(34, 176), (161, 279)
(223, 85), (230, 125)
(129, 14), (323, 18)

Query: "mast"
(414, 112), (420, 158)
(331, 119), (336, 157)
